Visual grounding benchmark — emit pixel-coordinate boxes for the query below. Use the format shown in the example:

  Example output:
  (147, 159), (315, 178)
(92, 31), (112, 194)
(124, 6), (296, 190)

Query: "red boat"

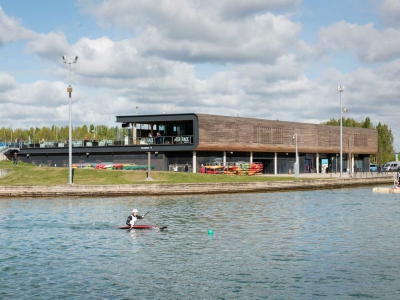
(118, 225), (167, 230)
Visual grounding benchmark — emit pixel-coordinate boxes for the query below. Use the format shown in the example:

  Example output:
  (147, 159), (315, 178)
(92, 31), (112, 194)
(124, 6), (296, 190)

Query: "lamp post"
(293, 133), (299, 178)
(62, 55), (78, 185)
(338, 85), (345, 177)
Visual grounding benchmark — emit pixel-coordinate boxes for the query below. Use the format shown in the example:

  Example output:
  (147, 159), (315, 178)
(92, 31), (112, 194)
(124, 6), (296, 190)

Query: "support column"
(223, 151), (226, 166)
(274, 152), (277, 175)
(192, 151), (197, 173)
(146, 152), (152, 181)
(250, 152), (253, 164)
(133, 123), (137, 145)
(316, 153), (319, 174)
(349, 137), (352, 176)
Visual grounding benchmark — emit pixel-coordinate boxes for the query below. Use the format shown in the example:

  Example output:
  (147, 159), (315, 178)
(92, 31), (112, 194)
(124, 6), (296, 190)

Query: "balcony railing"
(1, 135), (194, 149)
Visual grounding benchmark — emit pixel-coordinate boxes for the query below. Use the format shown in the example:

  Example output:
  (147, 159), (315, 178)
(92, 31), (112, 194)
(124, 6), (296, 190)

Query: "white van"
(383, 161), (400, 172)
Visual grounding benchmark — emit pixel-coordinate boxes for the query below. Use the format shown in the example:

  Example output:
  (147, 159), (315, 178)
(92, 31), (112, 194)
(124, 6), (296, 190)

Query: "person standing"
(184, 163), (189, 172)
(201, 164), (205, 174)
(126, 209), (145, 227)
(13, 152), (18, 165)
(156, 132), (162, 144)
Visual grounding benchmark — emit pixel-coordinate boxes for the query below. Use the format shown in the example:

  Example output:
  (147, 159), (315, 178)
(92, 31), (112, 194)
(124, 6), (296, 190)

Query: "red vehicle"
(95, 164), (106, 170)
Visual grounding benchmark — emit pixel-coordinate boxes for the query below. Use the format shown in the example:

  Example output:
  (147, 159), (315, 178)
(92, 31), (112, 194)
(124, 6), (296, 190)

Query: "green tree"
(322, 117), (394, 164)
(361, 117), (373, 129)
(375, 122), (394, 163)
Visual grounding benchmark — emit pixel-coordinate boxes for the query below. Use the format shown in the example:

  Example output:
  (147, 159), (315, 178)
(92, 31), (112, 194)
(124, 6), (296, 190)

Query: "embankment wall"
(0, 177), (393, 198)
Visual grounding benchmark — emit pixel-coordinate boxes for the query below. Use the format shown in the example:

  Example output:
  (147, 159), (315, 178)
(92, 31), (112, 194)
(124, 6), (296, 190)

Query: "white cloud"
(78, 0), (304, 63)
(25, 31), (70, 60)
(0, 72), (17, 93)
(378, 0), (400, 28)
(318, 21), (400, 62)
(0, 7), (36, 46)
(219, 0), (301, 19)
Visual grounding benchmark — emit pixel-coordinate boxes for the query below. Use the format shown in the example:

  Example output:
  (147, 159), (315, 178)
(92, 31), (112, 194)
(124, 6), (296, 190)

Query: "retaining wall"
(0, 177), (393, 198)
(0, 169), (12, 178)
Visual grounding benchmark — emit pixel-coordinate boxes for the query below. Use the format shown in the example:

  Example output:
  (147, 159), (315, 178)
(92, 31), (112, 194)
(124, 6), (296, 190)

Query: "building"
(7, 113), (377, 174)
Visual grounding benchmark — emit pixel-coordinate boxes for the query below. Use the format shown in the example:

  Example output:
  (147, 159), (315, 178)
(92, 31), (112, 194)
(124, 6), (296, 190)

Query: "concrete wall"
(0, 176), (392, 197)
(0, 169), (12, 178)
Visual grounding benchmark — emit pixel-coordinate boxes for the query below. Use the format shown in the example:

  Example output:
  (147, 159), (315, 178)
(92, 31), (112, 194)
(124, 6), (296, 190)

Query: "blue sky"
(0, 0), (399, 149)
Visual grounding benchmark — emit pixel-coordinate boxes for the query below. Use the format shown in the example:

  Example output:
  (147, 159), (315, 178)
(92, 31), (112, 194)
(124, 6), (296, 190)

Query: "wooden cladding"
(318, 131), (339, 147)
(253, 126), (284, 144)
(354, 133), (368, 147)
(195, 114), (377, 154)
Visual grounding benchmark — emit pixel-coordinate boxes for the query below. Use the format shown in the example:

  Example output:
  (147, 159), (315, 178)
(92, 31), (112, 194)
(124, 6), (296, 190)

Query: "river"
(1, 187), (399, 299)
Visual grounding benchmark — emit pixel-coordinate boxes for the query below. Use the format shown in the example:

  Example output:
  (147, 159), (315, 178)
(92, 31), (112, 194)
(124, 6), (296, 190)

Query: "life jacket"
(130, 214), (138, 225)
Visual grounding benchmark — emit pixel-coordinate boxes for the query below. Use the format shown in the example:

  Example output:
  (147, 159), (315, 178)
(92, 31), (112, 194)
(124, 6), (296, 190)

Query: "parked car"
(383, 161), (400, 172)
(370, 164), (378, 172)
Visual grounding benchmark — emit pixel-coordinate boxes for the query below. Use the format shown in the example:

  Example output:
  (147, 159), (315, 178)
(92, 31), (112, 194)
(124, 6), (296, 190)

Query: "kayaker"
(126, 209), (145, 227)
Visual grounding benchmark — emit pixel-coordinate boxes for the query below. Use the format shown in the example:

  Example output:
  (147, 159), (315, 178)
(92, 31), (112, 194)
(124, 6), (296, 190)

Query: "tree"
(321, 116), (394, 164)
(375, 122), (394, 163)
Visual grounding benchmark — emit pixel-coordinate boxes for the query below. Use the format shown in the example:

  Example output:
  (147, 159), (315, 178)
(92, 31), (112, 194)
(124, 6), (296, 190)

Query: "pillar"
(192, 151), (197, 173)
(133, 123), (137, 145)
(223, 151), (226, 166)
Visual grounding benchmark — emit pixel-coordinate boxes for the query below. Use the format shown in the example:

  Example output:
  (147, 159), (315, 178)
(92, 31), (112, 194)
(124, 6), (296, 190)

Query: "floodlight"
(337, 85), (345, 92)
(73, 56), (78, 63)
(62, 55), (67, 63)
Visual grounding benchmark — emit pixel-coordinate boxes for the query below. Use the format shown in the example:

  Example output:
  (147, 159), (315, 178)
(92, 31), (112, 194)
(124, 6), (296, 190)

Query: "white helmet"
(132, 209), (138, 213)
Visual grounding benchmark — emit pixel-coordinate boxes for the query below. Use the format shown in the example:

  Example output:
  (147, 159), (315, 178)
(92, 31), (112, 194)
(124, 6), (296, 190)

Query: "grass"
(0, 161), (295, 186)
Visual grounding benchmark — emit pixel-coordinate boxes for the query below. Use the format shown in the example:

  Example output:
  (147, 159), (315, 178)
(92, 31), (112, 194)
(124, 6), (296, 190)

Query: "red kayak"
(118, 225), (167, 230)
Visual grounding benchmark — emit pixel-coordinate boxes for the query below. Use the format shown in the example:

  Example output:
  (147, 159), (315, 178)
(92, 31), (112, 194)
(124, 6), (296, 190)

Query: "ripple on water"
(1, 188), (400, 299)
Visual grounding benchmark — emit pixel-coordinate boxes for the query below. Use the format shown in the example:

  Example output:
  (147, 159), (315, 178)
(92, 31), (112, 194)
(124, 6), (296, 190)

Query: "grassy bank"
(0, 161), (294, 186)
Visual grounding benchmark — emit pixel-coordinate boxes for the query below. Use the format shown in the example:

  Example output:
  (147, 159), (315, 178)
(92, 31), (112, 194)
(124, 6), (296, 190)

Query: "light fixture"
(86, 152), (90, 156)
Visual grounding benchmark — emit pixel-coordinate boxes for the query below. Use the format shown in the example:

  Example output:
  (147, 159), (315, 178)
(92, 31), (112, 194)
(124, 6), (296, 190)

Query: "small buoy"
(208, 229), (214, 235)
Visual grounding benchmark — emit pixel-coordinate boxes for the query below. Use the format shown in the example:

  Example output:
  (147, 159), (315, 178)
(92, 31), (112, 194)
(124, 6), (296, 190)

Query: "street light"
(338, 85), (348, 177)
(293, 133), (299, 178)
(62, 55), (78, 185)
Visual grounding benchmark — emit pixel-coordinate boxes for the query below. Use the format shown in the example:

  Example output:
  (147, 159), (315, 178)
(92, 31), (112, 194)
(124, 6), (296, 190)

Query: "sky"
(0, 0), (399, 149)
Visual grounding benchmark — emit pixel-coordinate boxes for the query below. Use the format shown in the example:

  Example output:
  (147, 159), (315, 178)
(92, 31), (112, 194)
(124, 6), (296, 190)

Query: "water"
(1, 188), (400, 299)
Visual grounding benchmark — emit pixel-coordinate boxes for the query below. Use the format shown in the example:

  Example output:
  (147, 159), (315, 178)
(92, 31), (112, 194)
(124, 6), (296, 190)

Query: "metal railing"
(0, 135), (194, 149)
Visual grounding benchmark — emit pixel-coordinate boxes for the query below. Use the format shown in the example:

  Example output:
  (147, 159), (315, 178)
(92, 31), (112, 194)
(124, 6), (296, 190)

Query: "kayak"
(118, 225), (167, 230)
